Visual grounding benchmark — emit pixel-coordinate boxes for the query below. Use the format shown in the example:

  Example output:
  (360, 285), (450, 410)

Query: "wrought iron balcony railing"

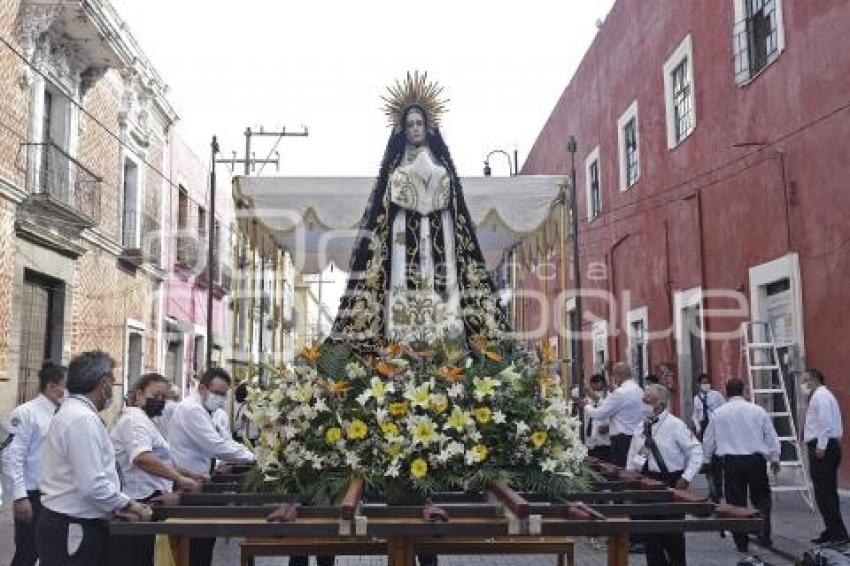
(19, 141), (102, 224)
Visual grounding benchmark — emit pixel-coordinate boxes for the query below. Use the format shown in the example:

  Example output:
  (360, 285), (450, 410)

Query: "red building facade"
(520, 0), (850, 482)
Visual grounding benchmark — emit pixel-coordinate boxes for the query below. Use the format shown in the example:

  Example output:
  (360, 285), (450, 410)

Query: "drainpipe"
(608, 233), (630, 362)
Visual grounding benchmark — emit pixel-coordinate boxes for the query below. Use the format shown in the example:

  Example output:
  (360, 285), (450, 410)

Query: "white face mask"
(700, 383), (711, 393)
(57, 389), (69, 406)
(800, 382), (812, 396)
(642, 402), (656, 419)
(204, 392), (226, 413)
(102, 393), (115, 412)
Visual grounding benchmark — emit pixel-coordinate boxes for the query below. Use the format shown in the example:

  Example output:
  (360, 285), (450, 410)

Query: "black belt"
(42, 506), (108, 525)
(720, 453), (766, 462)
(807, 438), (839, 448)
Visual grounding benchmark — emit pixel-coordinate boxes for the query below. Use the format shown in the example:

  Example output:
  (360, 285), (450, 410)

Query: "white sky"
(110, 0), (616, 177)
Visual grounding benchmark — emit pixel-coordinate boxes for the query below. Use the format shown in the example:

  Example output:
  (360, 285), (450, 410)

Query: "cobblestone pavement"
(2, 477), (846, 565)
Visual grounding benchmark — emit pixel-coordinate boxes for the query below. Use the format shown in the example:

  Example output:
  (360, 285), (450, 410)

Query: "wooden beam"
(488, 481), (530, 519)
(340, 478), (364, 520)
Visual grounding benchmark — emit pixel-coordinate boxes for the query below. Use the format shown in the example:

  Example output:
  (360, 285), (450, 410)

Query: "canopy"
(234, 176), (564, 274)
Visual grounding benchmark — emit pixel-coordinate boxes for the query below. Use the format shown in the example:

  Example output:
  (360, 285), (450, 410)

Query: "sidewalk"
(1, 477), (844, 564)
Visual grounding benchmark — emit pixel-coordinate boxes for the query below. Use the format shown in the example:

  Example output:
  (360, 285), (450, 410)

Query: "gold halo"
(381, 71), (449, 133)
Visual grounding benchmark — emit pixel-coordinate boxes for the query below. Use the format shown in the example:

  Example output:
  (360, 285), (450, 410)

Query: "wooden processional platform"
(110, 459), (764, 566)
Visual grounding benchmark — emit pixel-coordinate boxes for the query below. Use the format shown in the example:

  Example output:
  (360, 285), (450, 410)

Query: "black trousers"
(11, 490), (42, 566)
(722, 454), (772, 551)
(610, 434), (633, 468)
(809, 439), (849, 541)
(106, 491), (163, 566)
(588, 445), (613, 463)
(642, 471), (687, 566)
(36, 507), (109, 566)
(706, 457), (724, 504)
(290, 556), (336, 566)
(190, 537), (216, 566)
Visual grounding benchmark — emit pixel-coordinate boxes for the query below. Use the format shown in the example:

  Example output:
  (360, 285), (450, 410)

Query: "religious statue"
(328, 72), (510, 350)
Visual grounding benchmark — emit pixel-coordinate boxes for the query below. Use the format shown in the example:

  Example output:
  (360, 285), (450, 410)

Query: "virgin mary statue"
(328, 72), (510, 351)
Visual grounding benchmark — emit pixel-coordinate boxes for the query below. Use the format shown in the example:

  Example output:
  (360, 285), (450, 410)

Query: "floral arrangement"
(242, 338), (592, 504)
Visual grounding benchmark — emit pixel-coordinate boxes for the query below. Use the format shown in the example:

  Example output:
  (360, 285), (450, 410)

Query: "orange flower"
(300, 344), (322, 364)
(439, 365), (465, 383)
(385, 342), (406, 357)
(471, 336), (503, 362)
(326, 379), (353, 395)
(376, 360), (396, 378)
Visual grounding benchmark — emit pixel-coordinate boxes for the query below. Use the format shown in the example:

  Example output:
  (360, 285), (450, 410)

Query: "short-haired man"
(702, 378), (780, 553)
(36, 351), (152, 565)
(585, 362), (644, 467)
(166, 367), (254, 566)
(1, 363), (67, 566)
(584, 373), (612, 462)
(692, 373), (725, 504)
(802, 369), (848, 544)
(627, 384), (703, 565)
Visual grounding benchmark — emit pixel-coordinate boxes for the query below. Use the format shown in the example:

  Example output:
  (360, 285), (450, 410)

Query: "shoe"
(811, 531), (831, 544)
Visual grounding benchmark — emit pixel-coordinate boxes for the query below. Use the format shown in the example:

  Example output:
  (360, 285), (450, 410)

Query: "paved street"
(2, 477), (846, 565)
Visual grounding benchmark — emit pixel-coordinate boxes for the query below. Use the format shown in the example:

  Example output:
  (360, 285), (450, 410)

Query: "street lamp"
(566, 135), (584, 397)
(483, 149), (518, 176)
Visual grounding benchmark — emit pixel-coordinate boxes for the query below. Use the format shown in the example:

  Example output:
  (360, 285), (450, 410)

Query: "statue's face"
(405, 109), (426, 146)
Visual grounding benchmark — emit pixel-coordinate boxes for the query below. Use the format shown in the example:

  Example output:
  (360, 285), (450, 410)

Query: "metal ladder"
(740, 321), (814, 509)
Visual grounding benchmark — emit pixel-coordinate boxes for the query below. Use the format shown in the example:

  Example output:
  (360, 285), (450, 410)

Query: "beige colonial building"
(0, 0), (177, 415)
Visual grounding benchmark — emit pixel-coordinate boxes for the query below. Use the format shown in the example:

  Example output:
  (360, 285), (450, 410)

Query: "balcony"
(119, 210), (161, 269)
(18, 141), (102, 229)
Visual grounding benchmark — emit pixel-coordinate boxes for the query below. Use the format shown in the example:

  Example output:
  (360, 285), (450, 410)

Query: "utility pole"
(210, 126), (308, 372)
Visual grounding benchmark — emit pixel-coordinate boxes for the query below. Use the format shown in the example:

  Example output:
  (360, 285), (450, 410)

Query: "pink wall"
(521, 0), (850, 482)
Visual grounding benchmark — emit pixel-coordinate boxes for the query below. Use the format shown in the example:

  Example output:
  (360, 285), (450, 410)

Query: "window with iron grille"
(589, 159), (601, 219)
(733, 0), (781, 83)
(671, 60), (693, 143)
(624, 119), (638, 188)
(122, 158), (140, 248)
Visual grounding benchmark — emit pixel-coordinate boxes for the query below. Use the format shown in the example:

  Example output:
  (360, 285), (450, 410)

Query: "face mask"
(57, 389), (69, 406)
(800, 382), (811, 396)
(642, 403), (656, 419)
(142, 397), (167, 418)
(700, 383), (711, 393)
(203, 392), (226, 413)
(102, 393), (115, 412)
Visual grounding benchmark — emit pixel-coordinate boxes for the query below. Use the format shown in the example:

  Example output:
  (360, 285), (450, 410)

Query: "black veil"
(326, 113), (511, 352)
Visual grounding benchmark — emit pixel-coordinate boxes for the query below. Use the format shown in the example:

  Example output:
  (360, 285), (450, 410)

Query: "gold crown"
(381, 71), (449, 133)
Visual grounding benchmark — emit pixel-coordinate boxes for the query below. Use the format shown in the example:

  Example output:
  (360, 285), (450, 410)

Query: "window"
(617, 101), (640, 191)
(627, 306), (649, 384)
(733, 0), (785, 83)
(197, 206), (207, 241)
(591, 320), (609, 375)
(17, 271), (65, 403)
(193, 334), (205, 373)
(663, 34), (696, 148)
(38, 84), (74, 199)
(124, 319), (145, 396)
(584, 146), (602, 220)
(122, 157), (140, 248)
(177, 187), (190, 265)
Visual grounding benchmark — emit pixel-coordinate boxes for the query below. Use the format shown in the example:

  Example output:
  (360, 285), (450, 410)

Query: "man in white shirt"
(584, 373), (612, 462)
(585, 362), (643, 467)
(36, 351), (152, 566)
(802, 368), (848, 544)
(702, 378), (780, 553)
(166, 367), (254, 566)
(691, 373), (725, 504)
(627, 383), (703, 566)
(1, 362), (66, 566)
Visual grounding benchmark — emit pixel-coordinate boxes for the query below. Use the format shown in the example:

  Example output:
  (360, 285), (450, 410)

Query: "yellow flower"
(472, 444), (489, 462)
(347, 419), (369, 440)
(326, 379), (352, 395)
(531, 431), (548, 449)
(429, 394), (449, 414)
(445, 407), (472, 433)
(405, 383), (431, 408)
(410, 458), (428, 478)
(380, 421), (399, 437)
(474, 406), (492, 424)
(411, 418), (438, 446)
(389, 402), (409, 418)
(387, 441), (404, 460)
(325, 426), (342, 444)
(472, 376), (501, 401)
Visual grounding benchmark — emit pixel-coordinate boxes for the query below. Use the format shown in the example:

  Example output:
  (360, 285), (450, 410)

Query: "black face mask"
(142, 397), (166, 418)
